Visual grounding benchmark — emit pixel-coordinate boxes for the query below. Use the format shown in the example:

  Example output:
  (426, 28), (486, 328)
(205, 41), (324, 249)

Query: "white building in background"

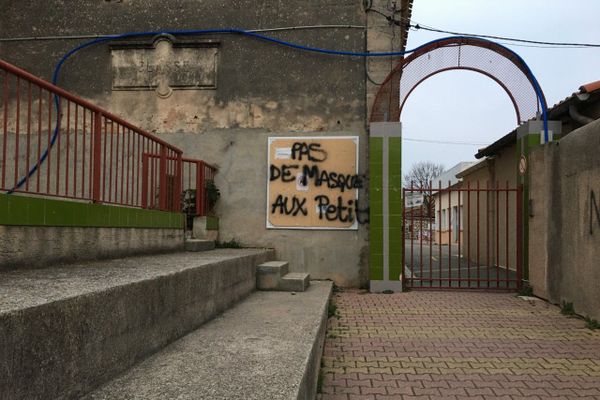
(433, 161), (477, 244)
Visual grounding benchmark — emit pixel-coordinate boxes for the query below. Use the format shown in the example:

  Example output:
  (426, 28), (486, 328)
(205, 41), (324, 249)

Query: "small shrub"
(518, 285), (534, 297)
(585, 316), (600, 330)
(316, 370), (324, 394)
(216, 239), (242, 248)
(561, 301), (575, 316)
(206, 180), (220, 212)
(328, 302), (340, 319)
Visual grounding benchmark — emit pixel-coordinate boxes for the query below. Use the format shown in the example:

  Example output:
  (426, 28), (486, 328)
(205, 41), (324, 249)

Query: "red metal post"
(438, 180), (442, 288)
(448, 180), (452, 287)
(496, 181), (500, 288)
(197, 160), (205, 216)
(457, 182), (461, 288)
(486, 180), (490, 288)
(476, 181), (480, 288)
(419, 186), (424, 286)
(467, 181), (471, 287)
(174, 152), (182, 212)
(516, 184), (523, 289)
(46, 91), (52, 194)
(410, 181), (415, 287)
(402, 188), (407, 287)
(92, 111), (102, 203)
(159, 145), (167, 211)
(141, 153), (149, 209)
(14, 77), (20, 188)
(25, 82), (32, 191)
(1, 71), (8, 189)
(429, 181), (433, 287)
(505, 181), (510, 287)
(55, 97), (61, 195)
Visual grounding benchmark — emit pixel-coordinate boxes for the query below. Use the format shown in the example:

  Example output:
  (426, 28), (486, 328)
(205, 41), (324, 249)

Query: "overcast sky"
(401, 0), (600, 175)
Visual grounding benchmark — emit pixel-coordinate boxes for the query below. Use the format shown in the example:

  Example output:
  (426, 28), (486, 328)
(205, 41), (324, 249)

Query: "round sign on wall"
(518, 155), (527, 175)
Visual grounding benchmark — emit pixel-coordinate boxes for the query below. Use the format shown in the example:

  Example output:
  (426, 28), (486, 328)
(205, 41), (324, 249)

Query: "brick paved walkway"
(318, 291), (600, 400)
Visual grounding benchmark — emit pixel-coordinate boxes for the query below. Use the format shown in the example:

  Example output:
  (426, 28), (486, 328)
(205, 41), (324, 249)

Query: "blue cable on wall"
(9, 29), (549, 192)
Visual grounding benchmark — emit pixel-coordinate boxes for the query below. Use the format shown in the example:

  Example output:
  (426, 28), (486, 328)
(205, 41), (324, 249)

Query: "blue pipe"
(9, 30), (548, 192)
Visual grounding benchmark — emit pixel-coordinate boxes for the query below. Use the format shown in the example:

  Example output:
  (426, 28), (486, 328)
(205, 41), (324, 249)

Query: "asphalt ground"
(402, 240), (518, 290)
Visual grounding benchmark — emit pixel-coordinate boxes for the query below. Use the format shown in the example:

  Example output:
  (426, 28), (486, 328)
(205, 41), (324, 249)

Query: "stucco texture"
(529, 118), (600, 321)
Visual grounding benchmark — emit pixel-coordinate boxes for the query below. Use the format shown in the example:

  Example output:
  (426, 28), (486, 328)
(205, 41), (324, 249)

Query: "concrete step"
(184, 239), (216, 252)
(0, 248), (275, 400)
(84, 281), (332, 400)
(256, 260), (289, 290)
(281, 272), (311, 292)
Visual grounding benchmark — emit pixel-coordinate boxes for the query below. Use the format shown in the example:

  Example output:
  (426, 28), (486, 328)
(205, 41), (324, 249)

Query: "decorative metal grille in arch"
(370, 37), (547, 125)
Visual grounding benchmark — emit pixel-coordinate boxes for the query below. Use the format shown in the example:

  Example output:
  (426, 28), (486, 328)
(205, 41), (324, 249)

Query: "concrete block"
(192, 216), (219, 241)
(256, 261), (289, 290)
(280, 272), (310, 292)
(0, 249), (275, 400)
(184, 239), (216, 252)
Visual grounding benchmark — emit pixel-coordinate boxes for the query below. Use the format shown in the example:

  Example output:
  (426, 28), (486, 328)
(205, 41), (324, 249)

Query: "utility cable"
(9, 28), (548, 191)
(412, 23), (600, 48)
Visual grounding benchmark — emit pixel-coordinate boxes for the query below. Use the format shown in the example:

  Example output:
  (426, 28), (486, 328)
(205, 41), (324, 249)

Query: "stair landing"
(85, 281), (332, 400)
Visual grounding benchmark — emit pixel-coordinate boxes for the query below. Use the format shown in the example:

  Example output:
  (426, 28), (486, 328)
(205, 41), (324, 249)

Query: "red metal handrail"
(144, 153), (218, 217)
(0, 59), (184, 212)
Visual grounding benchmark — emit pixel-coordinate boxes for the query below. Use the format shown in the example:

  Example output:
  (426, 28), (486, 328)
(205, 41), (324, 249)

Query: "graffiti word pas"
(290, 142), (327, 162)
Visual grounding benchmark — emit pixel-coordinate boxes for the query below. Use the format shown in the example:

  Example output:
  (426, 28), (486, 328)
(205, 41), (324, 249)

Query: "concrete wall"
(529, 118), (600, 320)
(0, 225), (183, 269)
(0, 1), (367, 135)
(0, 0), (397, 286)
(162, 130), (369, 286)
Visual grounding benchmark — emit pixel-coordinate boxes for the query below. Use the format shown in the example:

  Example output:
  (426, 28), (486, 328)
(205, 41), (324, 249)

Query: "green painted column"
(369, 122), (403, 292)
(516, 120), (561, 282)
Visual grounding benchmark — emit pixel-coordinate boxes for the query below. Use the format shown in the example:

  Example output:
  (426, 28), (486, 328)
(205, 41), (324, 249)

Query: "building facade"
(0, 0), (412, 286)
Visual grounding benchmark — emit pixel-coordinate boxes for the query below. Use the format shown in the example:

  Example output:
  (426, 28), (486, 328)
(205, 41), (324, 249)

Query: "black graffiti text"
(315, 195), (355, 223)
(302, 165), (363, 193)
(354, 199), (370, 225)
(590, 190), (600, 235)
(291, 142), (327, 162)
(271, 194), (308, 216)
(269, 164), (299, 182)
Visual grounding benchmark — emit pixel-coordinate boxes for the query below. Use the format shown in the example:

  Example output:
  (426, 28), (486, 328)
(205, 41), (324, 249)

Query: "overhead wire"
(8, 23), (550, 190)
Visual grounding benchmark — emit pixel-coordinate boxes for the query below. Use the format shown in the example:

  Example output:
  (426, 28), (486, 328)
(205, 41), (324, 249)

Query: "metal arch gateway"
(369, 36), (549, 129)
(367, 36), (548, 292)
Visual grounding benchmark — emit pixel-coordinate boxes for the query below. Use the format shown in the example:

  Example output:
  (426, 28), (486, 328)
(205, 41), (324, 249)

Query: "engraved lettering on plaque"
(110, 34), (219, 98)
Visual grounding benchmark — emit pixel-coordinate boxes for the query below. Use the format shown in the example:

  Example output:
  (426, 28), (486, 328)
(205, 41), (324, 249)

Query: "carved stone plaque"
(110, 35), (219, 98)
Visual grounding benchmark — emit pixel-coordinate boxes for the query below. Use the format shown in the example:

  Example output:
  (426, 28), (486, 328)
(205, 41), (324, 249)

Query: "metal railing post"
(197, 161), (205, 216)
(92, 111), (102, 203)
(159, 145), (167, 211)
(174, 151), (182, 212)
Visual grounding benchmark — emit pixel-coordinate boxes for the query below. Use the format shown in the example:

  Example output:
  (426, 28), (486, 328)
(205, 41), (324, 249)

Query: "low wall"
(529, 118), (600, 321)
(0, 193), (184, 269)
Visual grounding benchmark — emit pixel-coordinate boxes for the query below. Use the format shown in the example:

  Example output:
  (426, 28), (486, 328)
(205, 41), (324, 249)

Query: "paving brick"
(319, 291), (600, 400)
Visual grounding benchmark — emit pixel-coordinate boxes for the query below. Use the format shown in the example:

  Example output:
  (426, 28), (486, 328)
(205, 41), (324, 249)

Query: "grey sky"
(401, 0), (600, 174)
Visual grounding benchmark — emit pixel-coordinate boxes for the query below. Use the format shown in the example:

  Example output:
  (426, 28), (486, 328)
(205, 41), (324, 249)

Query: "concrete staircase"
(0, 249), (330, 400)
(256, 261), (311, 292)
